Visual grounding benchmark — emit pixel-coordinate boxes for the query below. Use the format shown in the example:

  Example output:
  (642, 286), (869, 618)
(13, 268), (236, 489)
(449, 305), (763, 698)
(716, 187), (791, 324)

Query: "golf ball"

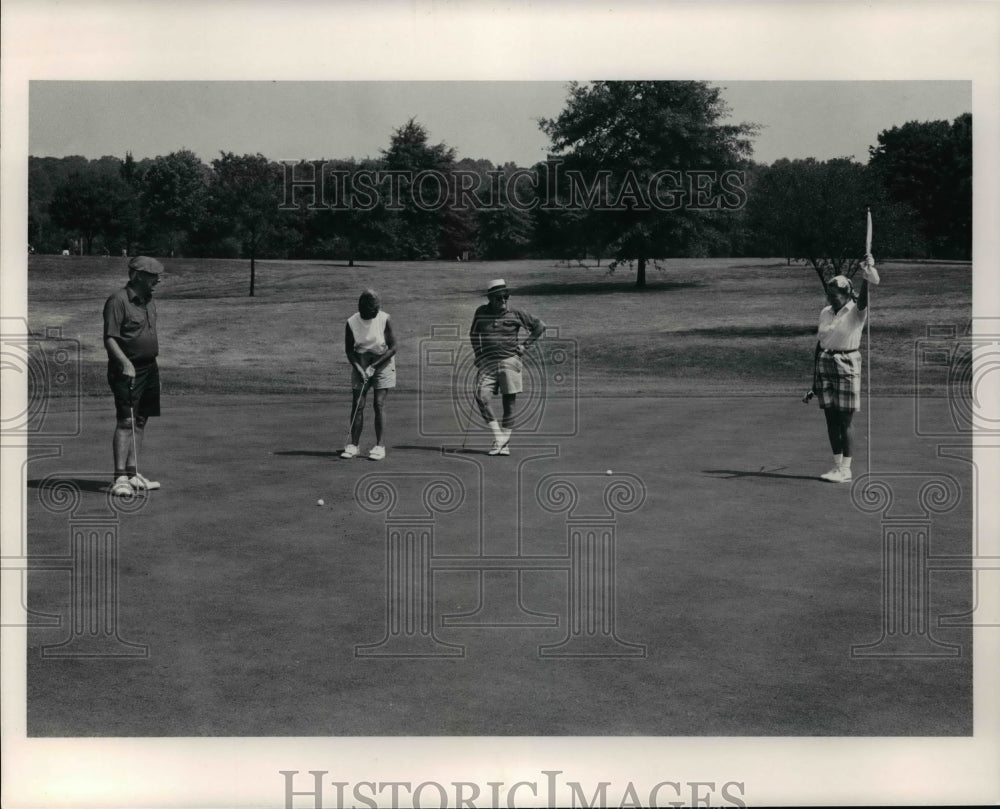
(317, 499), (325, 506)
(606, 469), (613, 476)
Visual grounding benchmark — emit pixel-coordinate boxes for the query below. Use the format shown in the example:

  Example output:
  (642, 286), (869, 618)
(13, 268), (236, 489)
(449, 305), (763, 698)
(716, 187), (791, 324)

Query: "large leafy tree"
(477, 169), (534, 260)
(868, 113), (972, 260)
(381, 119), (458, 259)
(744, 157), (925, 286)
(539, 81), (758, 286)
(311, 158), (396, 265)
(116, 152), (144, 255)
(140, 149), (209, 256)
(48, 168), (136, 255)
(48, 172), (103, 254)
(207, 152), (284, 296)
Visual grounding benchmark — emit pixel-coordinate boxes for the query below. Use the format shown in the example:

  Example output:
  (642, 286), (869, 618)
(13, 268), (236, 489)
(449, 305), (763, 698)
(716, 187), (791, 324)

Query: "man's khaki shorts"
(476, 355), (523, 396)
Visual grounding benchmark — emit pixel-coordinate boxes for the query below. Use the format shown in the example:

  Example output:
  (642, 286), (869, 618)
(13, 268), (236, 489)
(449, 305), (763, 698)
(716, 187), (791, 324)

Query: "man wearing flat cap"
(103, 256), (164, 496)
(469, 279), (545, 455)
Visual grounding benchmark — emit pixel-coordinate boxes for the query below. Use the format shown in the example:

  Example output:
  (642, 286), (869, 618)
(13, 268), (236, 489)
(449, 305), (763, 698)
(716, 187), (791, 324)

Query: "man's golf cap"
(827, 275), (852, 292)
(486, 279), (508, 296)
(128, 256), (164, 275)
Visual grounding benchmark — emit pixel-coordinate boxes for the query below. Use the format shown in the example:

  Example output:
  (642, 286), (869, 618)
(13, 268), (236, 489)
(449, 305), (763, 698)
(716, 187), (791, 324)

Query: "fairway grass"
(28, 255), (971, 397)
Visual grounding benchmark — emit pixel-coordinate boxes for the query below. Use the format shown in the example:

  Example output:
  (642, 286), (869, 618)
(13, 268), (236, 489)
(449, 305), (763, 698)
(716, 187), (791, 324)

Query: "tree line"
(30, 82), (971, 291)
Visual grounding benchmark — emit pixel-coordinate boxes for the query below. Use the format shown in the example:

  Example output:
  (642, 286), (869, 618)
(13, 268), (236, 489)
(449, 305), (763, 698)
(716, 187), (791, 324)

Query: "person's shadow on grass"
(26, 477), (111, 494)
(391, 444), (490, 455)
(272, 450), (343, 458)
(703, 467), (822, 482)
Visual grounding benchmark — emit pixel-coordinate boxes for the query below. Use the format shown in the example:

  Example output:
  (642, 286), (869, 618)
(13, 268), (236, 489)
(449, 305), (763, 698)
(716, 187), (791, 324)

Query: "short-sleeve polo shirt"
(103, 284), (159, 362)
(470, 305), (544, 359)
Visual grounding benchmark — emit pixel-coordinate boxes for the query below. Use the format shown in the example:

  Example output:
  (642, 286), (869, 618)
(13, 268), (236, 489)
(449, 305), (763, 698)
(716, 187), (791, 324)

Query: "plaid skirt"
(817, 350), (861, 411)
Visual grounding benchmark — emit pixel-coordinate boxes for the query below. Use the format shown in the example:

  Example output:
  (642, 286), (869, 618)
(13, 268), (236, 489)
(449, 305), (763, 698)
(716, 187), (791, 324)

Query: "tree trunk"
(636, 257), (647, 288)
(810, 259), (826, 288)
(249, 254), (256, 297)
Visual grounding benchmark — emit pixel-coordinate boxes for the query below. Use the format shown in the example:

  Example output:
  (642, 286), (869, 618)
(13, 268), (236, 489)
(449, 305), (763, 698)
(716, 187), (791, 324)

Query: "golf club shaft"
(348, 375), (370, 443)
(129, 399), (139, 477)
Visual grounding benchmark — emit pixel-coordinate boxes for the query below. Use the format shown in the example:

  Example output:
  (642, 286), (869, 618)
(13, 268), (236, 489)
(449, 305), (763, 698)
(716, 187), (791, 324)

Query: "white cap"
(486, 279), (508, 296)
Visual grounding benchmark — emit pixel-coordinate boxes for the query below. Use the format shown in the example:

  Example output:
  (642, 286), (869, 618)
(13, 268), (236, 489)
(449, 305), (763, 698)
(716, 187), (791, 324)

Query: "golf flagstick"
(865, 207), (873, 490)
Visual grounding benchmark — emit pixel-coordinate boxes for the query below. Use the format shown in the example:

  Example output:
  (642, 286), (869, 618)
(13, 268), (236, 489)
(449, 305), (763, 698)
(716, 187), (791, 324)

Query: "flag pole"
(865, 207), (873, 489)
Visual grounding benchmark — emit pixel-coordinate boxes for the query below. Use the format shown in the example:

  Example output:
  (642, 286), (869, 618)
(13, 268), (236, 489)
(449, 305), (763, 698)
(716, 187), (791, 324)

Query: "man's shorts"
(817, 350), (861, 411)
(352, 352), (397, 391)
(108, 359), (161, 421)
(477, 355), (523, 397)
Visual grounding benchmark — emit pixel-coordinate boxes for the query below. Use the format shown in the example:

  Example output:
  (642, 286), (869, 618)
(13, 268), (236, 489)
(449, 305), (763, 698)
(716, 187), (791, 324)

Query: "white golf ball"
(606, 469), (613, 476)
(317, 499), (325, 506)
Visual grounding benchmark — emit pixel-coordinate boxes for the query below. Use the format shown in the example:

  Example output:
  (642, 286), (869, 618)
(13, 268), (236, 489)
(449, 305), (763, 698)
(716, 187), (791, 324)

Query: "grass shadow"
(687, 325), (817, 338)
(513, 280), (706, 296)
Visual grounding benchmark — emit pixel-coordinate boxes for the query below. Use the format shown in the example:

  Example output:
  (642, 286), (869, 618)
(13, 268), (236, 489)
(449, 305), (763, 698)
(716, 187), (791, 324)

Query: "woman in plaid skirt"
(813, 256), (881, 483)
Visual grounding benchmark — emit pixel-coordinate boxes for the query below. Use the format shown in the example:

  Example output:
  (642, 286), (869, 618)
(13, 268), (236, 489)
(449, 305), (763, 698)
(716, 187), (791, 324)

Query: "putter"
(346, 374), (370, 447)
(128, 379), (140, 488)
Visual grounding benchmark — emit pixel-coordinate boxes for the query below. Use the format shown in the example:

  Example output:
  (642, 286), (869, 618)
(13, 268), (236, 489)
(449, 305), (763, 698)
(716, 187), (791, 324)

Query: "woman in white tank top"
(341, 289), (397, 461)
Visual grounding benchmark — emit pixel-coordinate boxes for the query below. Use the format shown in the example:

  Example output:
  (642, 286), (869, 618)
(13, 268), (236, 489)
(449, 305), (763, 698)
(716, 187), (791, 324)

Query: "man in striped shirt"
(469, 279), (545, 456)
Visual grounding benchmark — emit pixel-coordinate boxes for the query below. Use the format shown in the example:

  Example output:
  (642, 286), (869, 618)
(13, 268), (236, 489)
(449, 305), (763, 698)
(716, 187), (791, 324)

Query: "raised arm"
(857, 253), (881, 311)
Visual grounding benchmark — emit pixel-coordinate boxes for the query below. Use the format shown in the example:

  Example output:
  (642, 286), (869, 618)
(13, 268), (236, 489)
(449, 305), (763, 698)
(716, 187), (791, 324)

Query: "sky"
(28, 80), (971, 168)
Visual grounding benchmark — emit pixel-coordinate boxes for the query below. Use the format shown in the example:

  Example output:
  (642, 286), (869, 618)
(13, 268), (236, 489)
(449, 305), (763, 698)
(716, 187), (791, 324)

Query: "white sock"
(833, 453), (843, 468)
(841, 456), (853, 469)
(488, 420), (503, 441)
(501, 427), (512, 440)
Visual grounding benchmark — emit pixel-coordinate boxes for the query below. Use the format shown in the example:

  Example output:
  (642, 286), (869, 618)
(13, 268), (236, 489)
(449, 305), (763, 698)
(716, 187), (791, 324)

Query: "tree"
(743, 157), (925, 287)
(140, 149), (209, 256)
(539, 81), (758, 286)
(869, 113), (972, 260)
(311, 159), (396, 265)
(381, 119), (459, 259)
(208, 152), (284, 296)
(48, 168), (136, 255)
(116, 152), (144, 255)
(48, 173), (103, 254)
(478, 180), (534, 260)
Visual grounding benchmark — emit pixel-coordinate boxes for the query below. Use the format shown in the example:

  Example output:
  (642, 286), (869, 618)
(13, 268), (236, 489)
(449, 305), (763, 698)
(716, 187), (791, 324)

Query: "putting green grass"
(25, 392), (971, 736)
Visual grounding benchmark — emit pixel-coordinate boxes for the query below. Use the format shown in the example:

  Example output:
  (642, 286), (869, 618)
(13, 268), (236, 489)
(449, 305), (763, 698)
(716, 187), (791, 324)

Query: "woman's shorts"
(476, 355), (523, 397)
(817, 350), (861, 411)
(352, 352), (396, 390)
